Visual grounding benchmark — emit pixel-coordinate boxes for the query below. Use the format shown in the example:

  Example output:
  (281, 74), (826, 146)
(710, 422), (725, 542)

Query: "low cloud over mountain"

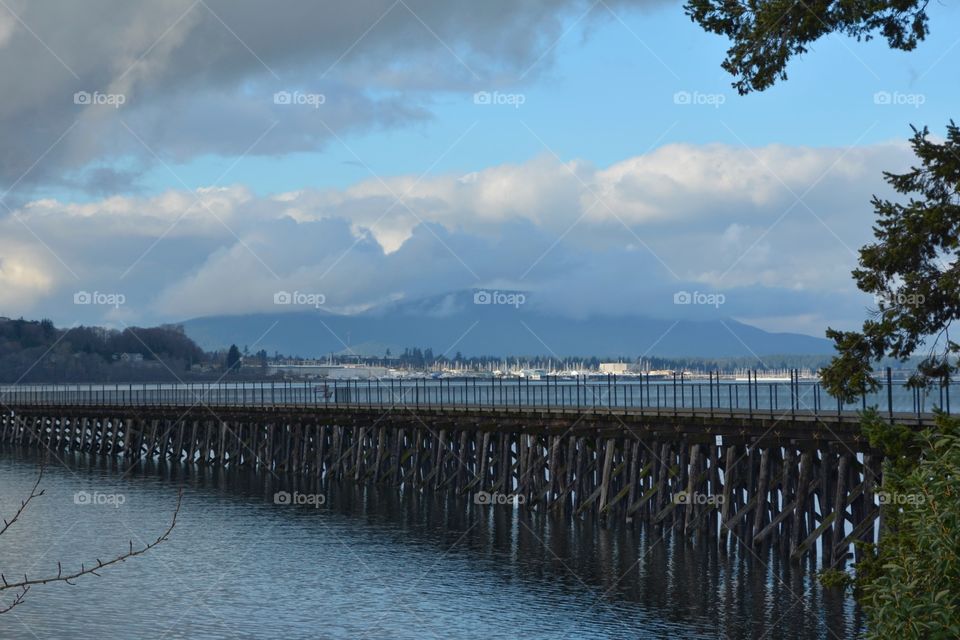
(182, 290), (834, 358)
(2, 140), (907, 336)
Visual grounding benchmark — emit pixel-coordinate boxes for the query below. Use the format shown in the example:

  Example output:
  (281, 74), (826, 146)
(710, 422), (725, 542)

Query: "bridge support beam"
(0, 405), (885, 564)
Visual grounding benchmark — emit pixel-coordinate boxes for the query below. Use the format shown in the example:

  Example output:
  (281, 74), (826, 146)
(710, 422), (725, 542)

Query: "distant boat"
(517, 369), (545, 380)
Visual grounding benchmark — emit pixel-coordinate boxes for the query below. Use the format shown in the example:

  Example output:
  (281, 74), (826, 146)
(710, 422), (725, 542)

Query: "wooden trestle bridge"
(0, 372), (948, 567)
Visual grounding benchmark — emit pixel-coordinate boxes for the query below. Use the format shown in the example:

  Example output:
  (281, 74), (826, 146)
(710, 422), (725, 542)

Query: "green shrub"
(852, 412), (960, 639)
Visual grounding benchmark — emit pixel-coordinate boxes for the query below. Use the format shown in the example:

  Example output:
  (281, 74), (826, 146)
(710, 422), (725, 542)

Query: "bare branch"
(0, 489), (182, 610)
(0, 585), (29, 614)
(0, 462), (45, 539)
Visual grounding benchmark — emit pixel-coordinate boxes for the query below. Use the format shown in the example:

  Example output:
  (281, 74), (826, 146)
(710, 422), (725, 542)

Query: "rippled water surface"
(0, 449), (860, 639)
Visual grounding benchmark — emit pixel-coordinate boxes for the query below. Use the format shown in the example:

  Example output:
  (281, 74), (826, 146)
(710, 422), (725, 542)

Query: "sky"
(0, 0), (958, 339)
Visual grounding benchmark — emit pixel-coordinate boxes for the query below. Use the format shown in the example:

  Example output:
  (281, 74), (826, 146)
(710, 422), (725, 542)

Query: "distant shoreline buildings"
(262, 356), (822, 381)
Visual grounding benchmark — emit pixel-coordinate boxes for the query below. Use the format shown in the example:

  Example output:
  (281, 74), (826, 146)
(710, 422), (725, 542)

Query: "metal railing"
(0, 368), (951, 423)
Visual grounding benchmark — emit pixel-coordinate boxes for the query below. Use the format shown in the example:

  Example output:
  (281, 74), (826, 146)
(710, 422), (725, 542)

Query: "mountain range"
(180, 290), (833, 359)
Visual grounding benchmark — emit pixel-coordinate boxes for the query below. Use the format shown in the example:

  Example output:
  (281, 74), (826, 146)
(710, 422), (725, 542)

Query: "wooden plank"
(791, 511), (837, 560)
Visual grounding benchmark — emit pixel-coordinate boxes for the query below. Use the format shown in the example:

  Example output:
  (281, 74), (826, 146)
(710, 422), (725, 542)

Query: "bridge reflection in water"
(1, 449), (863, 639)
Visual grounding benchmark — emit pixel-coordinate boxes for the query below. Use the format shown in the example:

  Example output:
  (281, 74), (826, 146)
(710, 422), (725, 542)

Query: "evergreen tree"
(226, 344), (242, 372)
(822, 123), (960, 402)
(685, 0), (930, 94)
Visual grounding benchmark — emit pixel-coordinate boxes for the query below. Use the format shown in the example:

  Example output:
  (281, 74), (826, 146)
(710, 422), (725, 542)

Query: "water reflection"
(0, 447), (861, 639)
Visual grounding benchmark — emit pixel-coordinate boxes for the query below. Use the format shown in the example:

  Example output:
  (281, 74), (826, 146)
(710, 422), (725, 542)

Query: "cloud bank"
(1, 139), (911, 336)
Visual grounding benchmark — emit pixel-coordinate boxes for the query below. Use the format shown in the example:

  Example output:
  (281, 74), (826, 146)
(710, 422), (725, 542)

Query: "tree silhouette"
(226, 344), (242, 372)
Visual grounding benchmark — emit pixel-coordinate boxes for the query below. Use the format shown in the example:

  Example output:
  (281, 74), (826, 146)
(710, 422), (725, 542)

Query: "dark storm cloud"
(0, 0), (661, 193)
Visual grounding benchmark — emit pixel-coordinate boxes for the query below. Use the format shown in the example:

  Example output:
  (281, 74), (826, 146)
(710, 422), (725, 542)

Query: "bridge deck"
(6, 402), (938, 445)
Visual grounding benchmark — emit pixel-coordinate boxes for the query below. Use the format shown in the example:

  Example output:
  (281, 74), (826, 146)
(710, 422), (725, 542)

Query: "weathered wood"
(790, 450), (813, 558)
(3, 403), (889, 563)
(752, 448), (771, 540)
(719, 443), (737, 548)
(598, 438), (616, 515)
(830, 453), (851, 568)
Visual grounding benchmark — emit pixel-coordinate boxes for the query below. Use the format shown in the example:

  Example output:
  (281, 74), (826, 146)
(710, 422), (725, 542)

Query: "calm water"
(0, 449), (860, 639)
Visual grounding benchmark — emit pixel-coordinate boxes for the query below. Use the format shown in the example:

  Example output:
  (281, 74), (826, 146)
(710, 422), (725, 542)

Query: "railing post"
(916, 384), (921, 424)
(679, 372), (684, 410)
(886, 367), (894, 423)
(647, 371), (652, 407)
(672, 372), (677, 417)
(709, 372), (714, 418)
(791, 369), (796, 420)
(946, 374), (951, 416)
(939, 376), (945, 413)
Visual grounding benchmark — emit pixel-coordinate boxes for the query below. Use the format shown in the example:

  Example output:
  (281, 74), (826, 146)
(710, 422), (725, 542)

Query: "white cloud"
(0, 249), (54, 310)
(0, 140), (908, 333)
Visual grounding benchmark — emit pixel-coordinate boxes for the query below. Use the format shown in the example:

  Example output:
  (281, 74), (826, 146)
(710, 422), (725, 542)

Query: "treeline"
(60, 325), (204, 363)
(0, 318), (208, 383)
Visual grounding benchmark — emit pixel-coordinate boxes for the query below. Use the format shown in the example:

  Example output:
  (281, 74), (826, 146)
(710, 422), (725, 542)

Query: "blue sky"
(126, 2), (960, 196)
(0, 0), (957, 342)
